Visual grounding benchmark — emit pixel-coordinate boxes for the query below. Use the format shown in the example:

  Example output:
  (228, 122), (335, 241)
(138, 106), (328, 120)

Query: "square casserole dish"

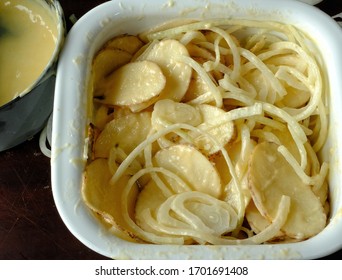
(51, 0), (342, 259)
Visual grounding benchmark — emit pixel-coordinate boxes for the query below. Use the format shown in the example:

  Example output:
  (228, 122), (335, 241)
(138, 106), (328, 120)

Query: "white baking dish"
(51, 0), (342, 259)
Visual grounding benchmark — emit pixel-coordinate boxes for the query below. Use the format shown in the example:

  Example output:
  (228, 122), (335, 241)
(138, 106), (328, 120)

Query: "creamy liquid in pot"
(0, 0), (58, 107)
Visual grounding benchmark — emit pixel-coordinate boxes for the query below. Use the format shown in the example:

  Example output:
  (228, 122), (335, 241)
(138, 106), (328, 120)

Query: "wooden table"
(0, 0), (341, 260)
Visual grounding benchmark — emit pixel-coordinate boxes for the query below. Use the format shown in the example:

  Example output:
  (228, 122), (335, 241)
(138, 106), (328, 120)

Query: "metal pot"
(0, 0), (65, 152)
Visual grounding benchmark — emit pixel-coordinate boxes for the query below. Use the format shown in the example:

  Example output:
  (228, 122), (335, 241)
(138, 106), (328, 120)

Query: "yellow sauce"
(0, 0), (58, 107)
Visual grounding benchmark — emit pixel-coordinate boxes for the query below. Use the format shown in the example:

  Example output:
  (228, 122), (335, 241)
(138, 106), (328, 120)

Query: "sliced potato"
(152, 99), (202, 128)
(92, 48), (132, 95)
(214, 140), (256, 210)
(153, 145), (222, 198)
(100, 61), (166, 109)
(245, 200), (284, 239)
(108, 146), (150, 187)
(93, 104), (115, 130)
(248, 142), (326, 239)
(273, 127), (312, 180)
(150, 101), (235, 155)
(227, 175), (251, 213)
(281, 88), (310, 109)
(82, 158), (139, 241)
(244, 70), (273, 103)
(104, 34), (144, 55)
(94, 111), (152, 159)
(272, 127), (300, 162)
(112, 106), (134, 119)
(215, 140), (256, 184)
(86, 123), (100, 162)
(138, 39), (192, 102)
(183, 70), (210, 102)
(189, 104), (235, 155)
(150, 99), (202, 148)
(135, 180), (168, 233)
(314, 180), (329, 207)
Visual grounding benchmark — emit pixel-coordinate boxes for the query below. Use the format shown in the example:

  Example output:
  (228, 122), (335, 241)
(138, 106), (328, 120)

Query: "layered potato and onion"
(82, 19), (329, 245)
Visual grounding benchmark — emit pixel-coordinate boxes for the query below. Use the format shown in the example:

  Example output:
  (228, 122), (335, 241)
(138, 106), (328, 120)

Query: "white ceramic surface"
(298, 0), (323, 5)
(52, 0), (342, 259)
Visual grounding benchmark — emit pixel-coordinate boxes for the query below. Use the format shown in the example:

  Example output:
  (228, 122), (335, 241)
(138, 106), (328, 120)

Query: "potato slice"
(94, 111), (152, 159)
(82, 158), (139, 241)
(152, 99), (202, 128)
(189, 104), (235, 155)
(183, 70), (210, 102)
(248, 142), (326, 239)
(272, 127), (300, 162)
(282, 88), (310, 109)
(86, 122), (100, 162)
(273, 127), (312, 179)
(150, 99), (202, 148)
(153, 145), (222, 198)
(245, 201), (284, 239)
(93, 104), (115, 130)
(92, 48), (132, 95)
(135, 180), (168, 233)
(100, 61), (166, 108)
(214, 140), (256, 209)
(138, 39), (192, 102)
(107, 146), (150, 187)
(104, 34), (144, 55)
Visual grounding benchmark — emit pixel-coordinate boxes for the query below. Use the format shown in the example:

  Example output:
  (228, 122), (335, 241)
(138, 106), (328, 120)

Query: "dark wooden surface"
(0, 0), (341, 260)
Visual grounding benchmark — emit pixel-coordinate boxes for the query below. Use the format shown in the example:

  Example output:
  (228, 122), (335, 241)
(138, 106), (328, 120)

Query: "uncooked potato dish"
(82, 18), (329, 245)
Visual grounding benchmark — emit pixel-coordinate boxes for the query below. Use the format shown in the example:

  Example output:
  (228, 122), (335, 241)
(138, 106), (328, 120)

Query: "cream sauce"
(0, 0), (58, 106)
